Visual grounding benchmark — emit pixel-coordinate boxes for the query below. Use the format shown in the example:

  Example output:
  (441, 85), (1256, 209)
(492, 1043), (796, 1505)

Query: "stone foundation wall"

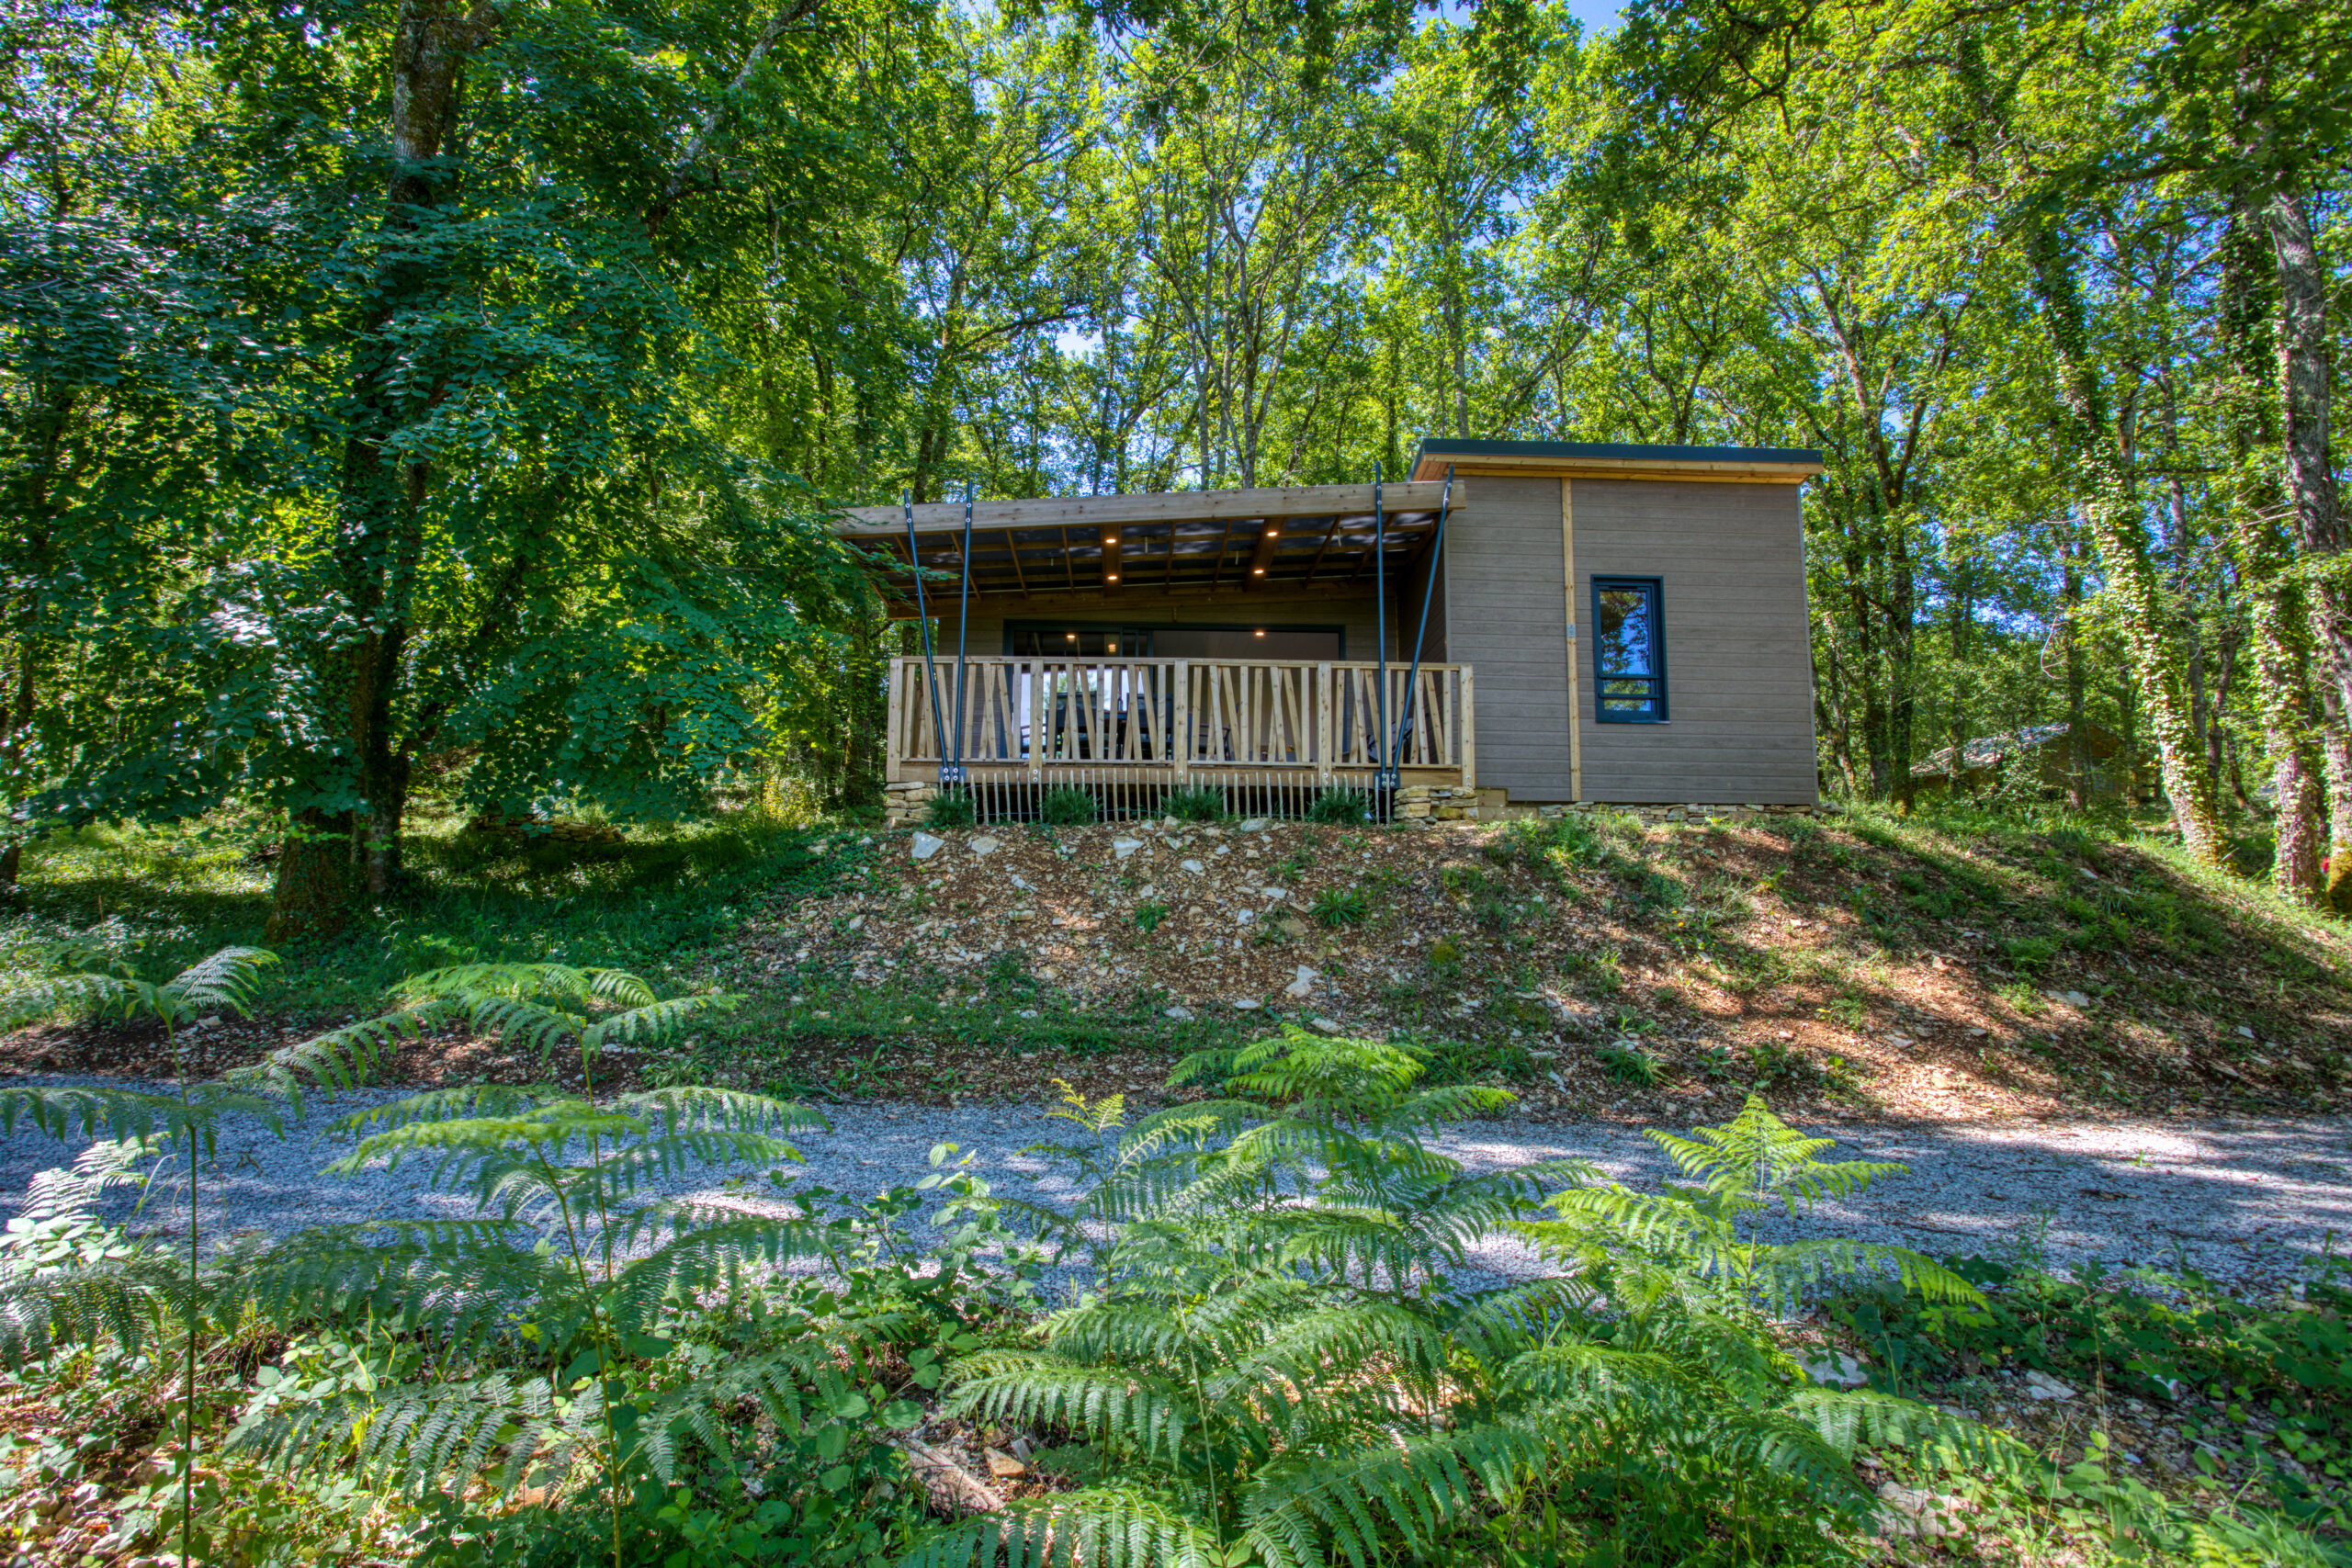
(883, 780), (937, 829)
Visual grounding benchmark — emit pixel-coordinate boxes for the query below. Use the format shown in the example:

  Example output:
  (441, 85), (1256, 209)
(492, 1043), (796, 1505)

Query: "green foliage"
(1159, 787), (1227, 824)
(1834, 1255), (2352, 1541)
(1307, 886), (1371, 928)
(1037, 787), (1097, 827)
(919, 1041), (2022, 1568)
(1305, 787), (1371, 824)
(1132, 901), (1170, 934)
(1521, 1096), (1976, 1315)
(2, 816), (860, 1017)
(924, 794), (978, 831)
(1594, 1041), (1662, 1085)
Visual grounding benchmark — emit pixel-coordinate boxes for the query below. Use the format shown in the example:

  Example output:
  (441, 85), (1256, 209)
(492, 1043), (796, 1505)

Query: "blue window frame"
(1592, 577), (1668, 723)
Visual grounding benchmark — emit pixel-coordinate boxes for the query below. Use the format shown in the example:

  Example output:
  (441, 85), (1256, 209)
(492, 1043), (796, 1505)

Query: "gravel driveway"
(4, 1079), (2346, 1293)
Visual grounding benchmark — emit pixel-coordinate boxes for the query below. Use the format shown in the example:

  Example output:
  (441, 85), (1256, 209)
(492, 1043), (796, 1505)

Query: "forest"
(3, 0), (2347, 932)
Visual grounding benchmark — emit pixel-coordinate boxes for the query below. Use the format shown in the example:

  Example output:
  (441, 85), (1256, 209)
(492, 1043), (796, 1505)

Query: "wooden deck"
(887, 656), (1474, 789)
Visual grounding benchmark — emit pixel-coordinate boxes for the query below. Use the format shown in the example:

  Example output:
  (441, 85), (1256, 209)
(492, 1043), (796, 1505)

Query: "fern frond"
(587, 992), (736, 1052)
(220, 1221), (564, 1344)
(902, 1487), (1222, 1568)
(605, 1213), (831, 1333)
(951, 1356), (1192, 1461)
(328, 1084), (553, 1138)
(224, 1006), (451, 1105)
(1788, 1386), (2031, 1473)
(158, 945), (277, 1019)
(611, 1086), (824, 1138)
(0, 972), (140, 1030)
(1744, 1238), (1985, 1309)
(237, 1370), (574, 1501)
(1521, 1186), (1708, 1258)
(0, 1084), (222, 1150)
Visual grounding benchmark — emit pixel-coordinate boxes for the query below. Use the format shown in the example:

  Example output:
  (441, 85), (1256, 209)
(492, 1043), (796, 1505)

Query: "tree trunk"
(2266, 186), (2351, 721)
(2260, 183), (2352, 909)
(2321, 687), (2352, 912)
(2023, 220), (2228, 865)
(265, 1), (489, 941)
(2062, 531), (2088, 811)
(266, 809), (361, 943)
(2, 381), (72, 896)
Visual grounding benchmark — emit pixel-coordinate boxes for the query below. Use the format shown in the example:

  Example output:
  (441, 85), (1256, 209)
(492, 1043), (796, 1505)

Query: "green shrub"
(1308, 886), (1371, 927)
(926, 1043), (2019, 1568)
(1999, 934), (2059, 971)
(1159, 785), (1226, 822)
(1037, 786), (1096, 826)
(1132, 901), (1170, 933)
(923, 791), (977, 829)
(1594, 1041), (1662, 1085)
(1306, 786), (1370, 824)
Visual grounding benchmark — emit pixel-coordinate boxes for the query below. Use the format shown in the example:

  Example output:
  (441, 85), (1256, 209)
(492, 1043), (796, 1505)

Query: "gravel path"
(3, 1079), (2346, 1293)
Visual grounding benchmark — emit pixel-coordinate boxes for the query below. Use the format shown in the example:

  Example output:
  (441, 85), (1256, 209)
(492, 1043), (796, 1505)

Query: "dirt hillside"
(741, 807), (2352, 1122)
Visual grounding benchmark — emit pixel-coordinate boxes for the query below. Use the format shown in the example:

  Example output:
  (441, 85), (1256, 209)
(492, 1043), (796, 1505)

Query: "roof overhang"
(836, 481), (1455, 615)
(1410, 438), (1823, 484)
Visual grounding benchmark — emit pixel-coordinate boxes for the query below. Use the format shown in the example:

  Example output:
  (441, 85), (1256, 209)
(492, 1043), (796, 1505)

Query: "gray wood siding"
(1442, 478), (1575, 799)
(1573, 479), (1816, 804)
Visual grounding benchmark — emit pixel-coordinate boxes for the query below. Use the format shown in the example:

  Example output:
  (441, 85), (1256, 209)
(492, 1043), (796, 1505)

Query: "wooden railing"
(887, 657), (1474, 784)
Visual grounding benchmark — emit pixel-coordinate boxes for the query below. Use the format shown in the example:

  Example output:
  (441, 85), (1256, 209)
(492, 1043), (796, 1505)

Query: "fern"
(909, 1042), (2046, 1568)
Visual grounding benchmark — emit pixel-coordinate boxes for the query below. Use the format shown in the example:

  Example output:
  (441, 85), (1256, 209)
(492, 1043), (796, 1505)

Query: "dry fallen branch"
(900, 1437), (1004, 1516)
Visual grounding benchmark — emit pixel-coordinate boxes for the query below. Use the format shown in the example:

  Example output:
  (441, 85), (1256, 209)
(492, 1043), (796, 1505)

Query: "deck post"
(1459, 666), (1476, 790)
(1316, 662), (1334, 784)
(1171, 660), (1192, 784)
(1028, 660), (1043, 781)
(886, 656), (907, 784)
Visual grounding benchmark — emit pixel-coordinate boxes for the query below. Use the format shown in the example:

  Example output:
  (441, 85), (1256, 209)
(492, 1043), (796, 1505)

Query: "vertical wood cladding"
(1441, 477), (1576, 799)
(1571, 479), (1817, 804)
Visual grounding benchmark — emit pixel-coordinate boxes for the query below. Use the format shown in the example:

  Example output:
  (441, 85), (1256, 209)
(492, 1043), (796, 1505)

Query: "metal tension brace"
(1391, 463), (1455, 774)
(944, 482), (974, 785)
(1373, 465), (1396, 793)
(903, 493), (952, 769)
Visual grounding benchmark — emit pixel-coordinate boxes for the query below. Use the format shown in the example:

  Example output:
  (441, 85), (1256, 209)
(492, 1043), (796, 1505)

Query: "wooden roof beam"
(837, 480), (1457, 536)
(1243, 519), (1281, 589)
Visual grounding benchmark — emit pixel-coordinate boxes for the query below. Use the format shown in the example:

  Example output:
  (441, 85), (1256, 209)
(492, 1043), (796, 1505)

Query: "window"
(1592, 577), (1668, 722)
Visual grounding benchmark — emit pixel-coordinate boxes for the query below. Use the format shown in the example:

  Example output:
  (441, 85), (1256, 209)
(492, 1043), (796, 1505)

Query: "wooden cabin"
(837, 438), (1823, 818)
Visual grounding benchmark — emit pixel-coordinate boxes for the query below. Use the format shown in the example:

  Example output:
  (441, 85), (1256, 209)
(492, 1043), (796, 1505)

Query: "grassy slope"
(4, 801), (2347, 1119)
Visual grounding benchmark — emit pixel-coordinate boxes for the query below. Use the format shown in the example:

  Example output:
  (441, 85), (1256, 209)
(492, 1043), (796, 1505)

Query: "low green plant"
(1308, 886), (1371, 928)
(0, 944), (379, 1567)
(1159, 785), (1226, 823)
(1833, 1251), (2352, 1544)
(1037, 786), (1097, 827)
(1305, 787), (1370, 825)
(1819, 992), (1868, 1029)
(1594, 1041), (1662, 1085)
(917, 1045), (2018, 1568)
(1999, 933), (2060, 971)
(923, 792), (977, 830)
(1132, 901), (1170, 934)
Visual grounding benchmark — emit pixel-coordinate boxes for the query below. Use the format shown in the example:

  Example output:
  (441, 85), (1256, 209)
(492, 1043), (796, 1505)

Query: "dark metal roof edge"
(1410, 437), (1824, 467)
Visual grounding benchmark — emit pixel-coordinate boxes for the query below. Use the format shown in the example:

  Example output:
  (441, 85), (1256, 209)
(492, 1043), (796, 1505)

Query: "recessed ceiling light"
(1252, 567), (1265, 574)
(1066, 632), (1078, 639)
(1254, 629), (1266, 637)
(1107, 573), (1119, 581)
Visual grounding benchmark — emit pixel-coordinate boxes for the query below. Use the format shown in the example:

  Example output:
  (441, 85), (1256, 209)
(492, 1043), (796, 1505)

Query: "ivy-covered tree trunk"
(2220, 200), (2327, 902)
(1, 379), (72, 896)
(2264, 186), (2352, 910)
(266, 0), (492, 941)
(2023, 220), (2228, 868)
